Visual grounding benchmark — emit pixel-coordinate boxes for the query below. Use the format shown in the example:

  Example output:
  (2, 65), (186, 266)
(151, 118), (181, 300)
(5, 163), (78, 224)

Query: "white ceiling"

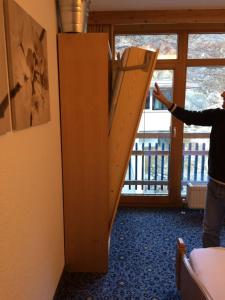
(90, 0), (225, 11)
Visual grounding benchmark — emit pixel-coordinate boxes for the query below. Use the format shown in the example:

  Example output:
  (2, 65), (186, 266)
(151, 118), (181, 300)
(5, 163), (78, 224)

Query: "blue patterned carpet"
(55, 207), (225, 300)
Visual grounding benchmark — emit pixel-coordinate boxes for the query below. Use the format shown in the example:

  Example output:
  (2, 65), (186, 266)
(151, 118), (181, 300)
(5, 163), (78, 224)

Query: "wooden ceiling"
(90, 0), (225, 11)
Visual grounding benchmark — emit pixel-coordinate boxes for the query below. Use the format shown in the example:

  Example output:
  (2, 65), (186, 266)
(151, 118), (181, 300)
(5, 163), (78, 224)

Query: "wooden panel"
(115, 23), (225, 34)
(58, 33), (109, 272)
(0, 0), (10, 135)
(89, 9), (225, 25)
(109, 47), (158, 229)
(167, 34), (188, 206)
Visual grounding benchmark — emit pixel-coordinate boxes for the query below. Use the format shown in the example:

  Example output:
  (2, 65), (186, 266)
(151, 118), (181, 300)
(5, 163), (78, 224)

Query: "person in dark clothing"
(153, 82), (225, 248)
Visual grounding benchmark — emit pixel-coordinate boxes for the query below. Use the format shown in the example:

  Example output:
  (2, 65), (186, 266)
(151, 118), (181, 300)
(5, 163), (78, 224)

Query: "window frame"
(114, 23), (225, 206)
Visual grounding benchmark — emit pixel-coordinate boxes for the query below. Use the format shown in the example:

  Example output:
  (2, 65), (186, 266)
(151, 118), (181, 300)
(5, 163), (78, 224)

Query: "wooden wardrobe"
(58, 33), (109, 272)
(58, 33), (158, 272)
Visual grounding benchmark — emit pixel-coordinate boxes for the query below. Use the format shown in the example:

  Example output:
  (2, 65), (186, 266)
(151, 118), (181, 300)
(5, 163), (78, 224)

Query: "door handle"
(173, 126), (176, 138)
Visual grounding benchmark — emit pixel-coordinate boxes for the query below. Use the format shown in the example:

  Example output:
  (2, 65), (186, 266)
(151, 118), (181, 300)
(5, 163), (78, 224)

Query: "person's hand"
(153, 82), (171, 109)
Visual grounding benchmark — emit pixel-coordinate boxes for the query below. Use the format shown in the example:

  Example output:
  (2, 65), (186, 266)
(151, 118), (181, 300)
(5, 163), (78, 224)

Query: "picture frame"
(4, 0), (50, 131)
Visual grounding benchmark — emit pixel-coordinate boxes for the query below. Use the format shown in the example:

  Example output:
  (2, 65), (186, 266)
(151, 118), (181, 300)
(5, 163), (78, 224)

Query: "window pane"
(185, 66), (225, 133)
(122, 138), (170, 195)
(115, 34), (177, 59)
(181, 138), (209, 196)
(139, 70), (173, 132)
(188, 34), (225, 59)
(122, 70), (173, 196)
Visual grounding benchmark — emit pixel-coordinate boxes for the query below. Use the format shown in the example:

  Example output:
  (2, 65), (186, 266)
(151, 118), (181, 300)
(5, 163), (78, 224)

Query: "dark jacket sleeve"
(172, 106), (223, 126)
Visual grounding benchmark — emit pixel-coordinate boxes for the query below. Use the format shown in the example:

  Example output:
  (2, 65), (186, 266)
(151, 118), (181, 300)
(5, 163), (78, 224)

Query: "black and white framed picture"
(4, 0), (50, 130)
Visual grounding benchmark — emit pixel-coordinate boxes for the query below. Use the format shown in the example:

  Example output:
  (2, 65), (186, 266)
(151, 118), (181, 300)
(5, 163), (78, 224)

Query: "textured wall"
(0, 1), (64, 299)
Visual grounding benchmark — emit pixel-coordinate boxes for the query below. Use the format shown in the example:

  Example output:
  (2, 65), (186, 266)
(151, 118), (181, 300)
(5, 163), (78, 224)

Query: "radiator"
(186, 183), (207, 209)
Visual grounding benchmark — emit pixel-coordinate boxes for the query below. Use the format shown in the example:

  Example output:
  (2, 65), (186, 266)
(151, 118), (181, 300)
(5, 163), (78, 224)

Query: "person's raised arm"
(153, 82), (218, 126)
(153, 82), (174, 110)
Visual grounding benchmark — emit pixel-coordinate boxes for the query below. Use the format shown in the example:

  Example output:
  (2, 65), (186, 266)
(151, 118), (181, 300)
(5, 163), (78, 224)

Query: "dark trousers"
(203, 178), (225, 247)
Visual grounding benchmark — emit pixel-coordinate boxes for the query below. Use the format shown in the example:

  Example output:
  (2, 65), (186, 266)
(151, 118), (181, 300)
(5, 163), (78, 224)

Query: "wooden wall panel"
(58, 33), (109, 272)
(89, 9), (225, 25)
(109, 47), (158, 230)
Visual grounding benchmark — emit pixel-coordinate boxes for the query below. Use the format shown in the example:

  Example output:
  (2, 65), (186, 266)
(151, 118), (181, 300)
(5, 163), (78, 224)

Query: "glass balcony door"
(115, 30), (225, 206)
(182, 66), (225, 195)
(115, 33), (179, 205)
(122, 70), (173, 198)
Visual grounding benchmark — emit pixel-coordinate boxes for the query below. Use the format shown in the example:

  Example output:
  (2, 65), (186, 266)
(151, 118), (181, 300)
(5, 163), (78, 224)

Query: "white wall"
(0, 1), (65, 299)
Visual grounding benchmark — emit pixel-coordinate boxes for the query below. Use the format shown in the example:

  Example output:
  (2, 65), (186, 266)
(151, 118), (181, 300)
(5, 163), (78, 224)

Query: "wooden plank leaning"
(108, 46), (158, 233)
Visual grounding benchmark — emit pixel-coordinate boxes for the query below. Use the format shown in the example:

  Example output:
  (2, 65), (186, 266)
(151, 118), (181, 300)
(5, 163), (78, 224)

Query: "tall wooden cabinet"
(58, 33), (109, 272)
(58, 33), (158, 273)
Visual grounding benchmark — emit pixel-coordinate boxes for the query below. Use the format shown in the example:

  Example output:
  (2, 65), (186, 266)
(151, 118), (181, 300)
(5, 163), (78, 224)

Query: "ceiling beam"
(89, 9), (225, 25)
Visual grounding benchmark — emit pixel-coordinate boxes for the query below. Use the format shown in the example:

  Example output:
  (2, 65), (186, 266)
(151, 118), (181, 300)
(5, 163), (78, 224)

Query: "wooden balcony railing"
(122, 132), (209, 195)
